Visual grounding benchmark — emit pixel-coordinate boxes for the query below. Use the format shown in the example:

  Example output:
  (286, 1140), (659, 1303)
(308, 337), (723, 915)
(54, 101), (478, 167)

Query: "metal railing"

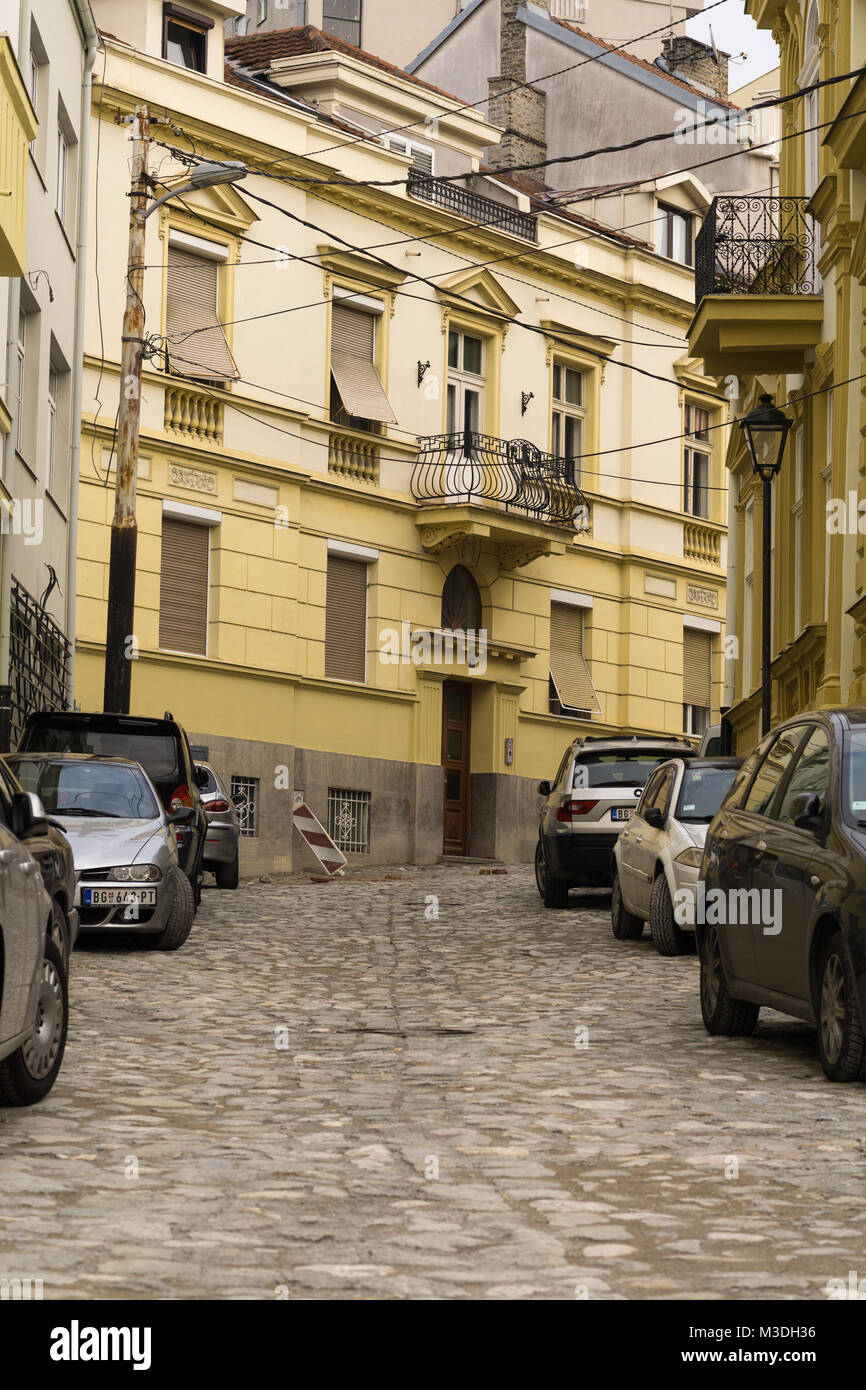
(8, 579), (70, 747)
(412, 431), (585, 527)
(695, 196), (817, 304)
(408, 170), (538, 243)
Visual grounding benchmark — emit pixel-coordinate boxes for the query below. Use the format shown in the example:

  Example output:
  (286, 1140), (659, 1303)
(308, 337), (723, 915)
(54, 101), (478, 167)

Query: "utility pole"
(103, 104), (150, 715)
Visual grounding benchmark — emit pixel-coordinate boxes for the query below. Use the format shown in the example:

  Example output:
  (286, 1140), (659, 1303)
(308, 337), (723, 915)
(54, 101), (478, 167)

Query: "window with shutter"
(549, 602), (601, 717)
(159, 518), (210, 655)
(330, 302), (396, 426)
(166, 245), (238, 382)
(683, 627), (712, 735)
(325, 555), (367, 683)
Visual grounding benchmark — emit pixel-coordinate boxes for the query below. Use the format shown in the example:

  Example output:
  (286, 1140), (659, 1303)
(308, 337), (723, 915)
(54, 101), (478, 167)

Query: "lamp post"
(102, 112), (246, 714)
(739, 393), (793, 736)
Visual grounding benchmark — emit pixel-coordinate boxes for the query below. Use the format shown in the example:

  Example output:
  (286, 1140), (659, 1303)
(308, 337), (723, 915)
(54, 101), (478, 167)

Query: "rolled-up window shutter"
(683, 628), (712, 707)
(330, 303), (397, 423)
(167, 247), (238, 381)
(325, 555), (367, 682)
(159, 518), (210, 655)
(550, 602), (601, 713)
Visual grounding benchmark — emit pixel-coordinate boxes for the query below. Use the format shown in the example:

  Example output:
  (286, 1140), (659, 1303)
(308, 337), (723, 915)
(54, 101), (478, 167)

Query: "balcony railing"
(683, 520), (721, 567)
(695, 197), (817, 305)
(408, 170), (538, 243)
(412, 431), (585, 527)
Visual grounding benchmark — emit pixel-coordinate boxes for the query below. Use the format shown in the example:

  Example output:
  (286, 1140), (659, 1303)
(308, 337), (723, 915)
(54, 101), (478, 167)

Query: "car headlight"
(675, 847), (703, 868)
(107, 864), (162, 882)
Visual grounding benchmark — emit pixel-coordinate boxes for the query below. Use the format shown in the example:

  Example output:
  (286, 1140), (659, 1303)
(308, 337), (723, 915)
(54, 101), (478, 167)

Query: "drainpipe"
(66, 0), (100, 708)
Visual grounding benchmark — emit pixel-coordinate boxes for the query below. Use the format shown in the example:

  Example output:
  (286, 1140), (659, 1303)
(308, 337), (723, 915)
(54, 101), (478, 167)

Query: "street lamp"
(103, 105), (246, 714)
(738, 393), (793, 736)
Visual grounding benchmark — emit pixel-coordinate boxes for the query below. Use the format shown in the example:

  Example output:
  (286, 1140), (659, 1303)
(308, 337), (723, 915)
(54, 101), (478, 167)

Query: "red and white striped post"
(292, 793), (347, 877)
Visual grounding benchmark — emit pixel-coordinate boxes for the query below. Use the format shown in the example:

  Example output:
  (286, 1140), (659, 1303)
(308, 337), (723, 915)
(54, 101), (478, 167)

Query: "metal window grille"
(231, 776), (259, 838)
(327, 787), (371, 854)
(7, 579), (70, 749)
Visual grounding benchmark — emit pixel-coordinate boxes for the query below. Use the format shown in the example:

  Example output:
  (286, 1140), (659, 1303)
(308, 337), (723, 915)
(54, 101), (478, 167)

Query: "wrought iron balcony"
(407, 170), (538, 243)
(412, 431), (585, 527)
(695, 196), (817, 305)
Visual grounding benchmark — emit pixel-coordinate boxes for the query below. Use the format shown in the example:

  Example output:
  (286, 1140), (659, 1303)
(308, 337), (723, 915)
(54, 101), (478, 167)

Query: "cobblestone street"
(2, 864), (864, 1301)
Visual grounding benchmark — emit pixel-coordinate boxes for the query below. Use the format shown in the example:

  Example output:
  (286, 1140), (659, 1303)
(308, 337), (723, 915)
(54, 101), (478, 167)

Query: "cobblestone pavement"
(2, 864), (865, 1301)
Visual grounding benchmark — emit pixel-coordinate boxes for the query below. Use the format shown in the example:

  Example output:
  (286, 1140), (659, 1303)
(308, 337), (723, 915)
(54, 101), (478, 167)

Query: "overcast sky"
(687, 0), (780, 89)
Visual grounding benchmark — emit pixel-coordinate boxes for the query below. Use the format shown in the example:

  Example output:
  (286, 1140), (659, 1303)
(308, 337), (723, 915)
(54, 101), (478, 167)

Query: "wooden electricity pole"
(103, 103), (150, 714)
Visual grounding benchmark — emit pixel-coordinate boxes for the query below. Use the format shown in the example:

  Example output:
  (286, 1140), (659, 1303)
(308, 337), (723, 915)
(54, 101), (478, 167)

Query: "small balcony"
(412, 431), (584, 568)
(407, 170), (538, 244)
(689, 196), (823, 377)
(0, 37), (38, 277)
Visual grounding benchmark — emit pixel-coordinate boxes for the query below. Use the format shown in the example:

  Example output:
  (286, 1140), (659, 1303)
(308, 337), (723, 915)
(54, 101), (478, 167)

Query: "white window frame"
(257, 0), (268, 24)
(382, 135), (435, 176)
(47, 364), (58, 494)
(656, 202), (693, 266)
(684, 402), (712, 519)
(56, 124), (69, 224)
(14, 309), (26, 455)
(447, 328), (486, 434)
(551, 360), (585, 481)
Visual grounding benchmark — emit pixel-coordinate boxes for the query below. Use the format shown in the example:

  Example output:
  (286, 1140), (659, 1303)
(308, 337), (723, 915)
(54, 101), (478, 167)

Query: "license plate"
(82, 888), (157, 907)
(611, 808), (632, 822)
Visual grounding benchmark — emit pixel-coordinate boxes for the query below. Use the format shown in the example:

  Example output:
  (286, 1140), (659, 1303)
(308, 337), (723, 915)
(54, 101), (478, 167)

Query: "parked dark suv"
(535, 733), (696, 907)
(18, 711), (208, 906)
(700, 708), (866, 1082)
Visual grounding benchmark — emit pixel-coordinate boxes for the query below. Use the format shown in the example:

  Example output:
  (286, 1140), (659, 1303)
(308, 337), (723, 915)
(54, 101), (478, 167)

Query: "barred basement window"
(328, 787), (371, 854)
(231, 776), (259, 837)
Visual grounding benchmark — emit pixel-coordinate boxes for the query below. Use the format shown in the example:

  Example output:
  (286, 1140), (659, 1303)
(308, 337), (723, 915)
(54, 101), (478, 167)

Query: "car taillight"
(170, 783), (193, 811)
(556, 799), (598, 821)
(208, 799), (230, 814)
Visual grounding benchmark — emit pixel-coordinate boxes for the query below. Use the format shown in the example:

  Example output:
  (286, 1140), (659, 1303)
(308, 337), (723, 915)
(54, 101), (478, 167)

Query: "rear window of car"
(573, 752), (685, 789)
(675, 765), (740, 823)
(198, 765), (218, 793)
(22, 720), (182, 785)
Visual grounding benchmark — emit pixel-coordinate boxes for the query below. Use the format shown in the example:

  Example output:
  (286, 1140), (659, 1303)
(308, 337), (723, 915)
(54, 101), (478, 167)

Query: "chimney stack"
(486, 1), (549, 187)
(660, 35), (730, 102)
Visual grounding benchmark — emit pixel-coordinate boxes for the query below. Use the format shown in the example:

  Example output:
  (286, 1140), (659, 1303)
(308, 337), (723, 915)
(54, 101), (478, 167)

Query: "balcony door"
(442, 680), (472, 856)
(446, 328), (485, 434)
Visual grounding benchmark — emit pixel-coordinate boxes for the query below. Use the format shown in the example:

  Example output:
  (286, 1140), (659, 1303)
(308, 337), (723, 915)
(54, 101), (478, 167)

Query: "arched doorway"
(440, 565), (481, 855)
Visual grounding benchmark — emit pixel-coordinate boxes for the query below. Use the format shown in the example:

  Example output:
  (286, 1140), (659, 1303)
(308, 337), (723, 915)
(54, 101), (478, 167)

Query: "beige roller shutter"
(550, 602), (601, 714)
(683, 628), (712, 708)
(166, 247), (238, 381)
(330, 303), (397, 423)
(159, 518), (209, 655)
(325, 555), (367, 682)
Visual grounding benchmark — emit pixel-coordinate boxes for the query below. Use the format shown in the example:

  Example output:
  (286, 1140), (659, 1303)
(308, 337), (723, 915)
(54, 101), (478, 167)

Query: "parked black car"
(18, 711), (208, 907)
(0, 755), (77, 968)
(699, 707), (866, 1082)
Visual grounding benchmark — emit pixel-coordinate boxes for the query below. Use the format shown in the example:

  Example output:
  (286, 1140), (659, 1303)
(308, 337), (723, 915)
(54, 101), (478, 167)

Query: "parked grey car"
(196, 763), (240, 890)
(612, 757), (744, 955)
(7, 754), (196, 951)
(0, 785), (68, 1106)
(535, 734), (697, 906)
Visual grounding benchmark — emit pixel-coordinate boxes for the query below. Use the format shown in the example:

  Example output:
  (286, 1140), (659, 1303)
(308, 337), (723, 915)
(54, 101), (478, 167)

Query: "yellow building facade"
(80, 2), (729, 871)
(689, 0), (866, 752)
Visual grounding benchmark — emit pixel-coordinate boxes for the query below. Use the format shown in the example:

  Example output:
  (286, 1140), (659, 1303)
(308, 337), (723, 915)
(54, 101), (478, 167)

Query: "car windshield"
(675, 766), (740, 823)
(8, 759), (161, 820)
(573, 753), (682, 789)
(843, 729), (866, 823)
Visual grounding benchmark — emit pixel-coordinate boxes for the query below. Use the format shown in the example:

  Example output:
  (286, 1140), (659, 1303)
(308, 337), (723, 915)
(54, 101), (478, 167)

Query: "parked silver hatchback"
(196, 763), (241, 890)
(0, 785), (68, 1106)
(612, 757), (743, 954)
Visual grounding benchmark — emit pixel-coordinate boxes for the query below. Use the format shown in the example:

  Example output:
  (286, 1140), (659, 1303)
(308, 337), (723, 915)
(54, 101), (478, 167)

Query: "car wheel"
(535, 840), (569, 909)
(47, 898), (70, 972)
(216, 851), (239, 890)
(649, 875), (695, 957)
(0, 937), (68, 1107)
(700, 924), (759, 1036)
(611, 870), (643, 940)
(150, 867), (195, 951)
(817, 934), (866, 1082)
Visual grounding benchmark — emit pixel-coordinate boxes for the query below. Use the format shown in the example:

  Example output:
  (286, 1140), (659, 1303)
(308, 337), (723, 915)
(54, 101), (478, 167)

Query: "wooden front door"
(442, 680), (471, 856)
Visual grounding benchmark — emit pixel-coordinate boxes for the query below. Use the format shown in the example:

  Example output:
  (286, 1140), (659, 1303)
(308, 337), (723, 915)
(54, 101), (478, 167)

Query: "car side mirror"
(167, 805), (195, 826)
(194, 765), (209, 790)
(11, 790), (49, 839)
(538, 781), (551, 797)
(644, 805), (665, 828)
(790, 791), (823, 832)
